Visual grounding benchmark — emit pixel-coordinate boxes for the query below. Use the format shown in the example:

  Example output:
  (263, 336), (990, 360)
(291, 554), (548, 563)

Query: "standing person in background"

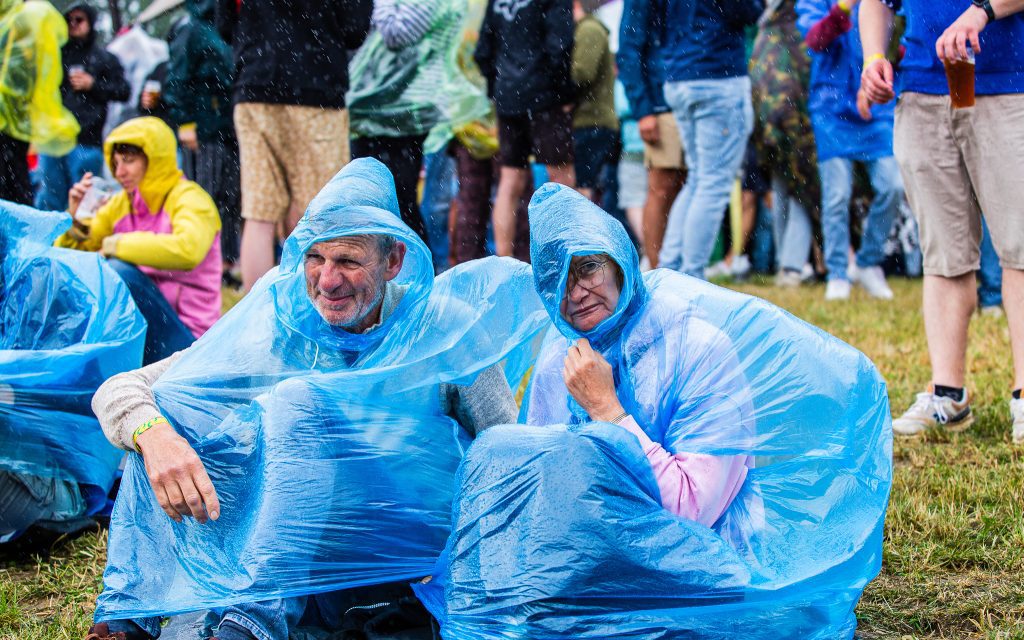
(655, 0), (763, 278)
(614, 81), (648, 249)
(571, 0), (619, 205)
(219, 0), (372, 292)
(34, 3), (129, 212)
(798, 0), (904, 301)
(860, 0), (1024, 439)
(348, 0), (489, 251)
(165, 0), (241, 283)
(751, 0), (821, 287)
(617, 0), (685, 268)
(0, 0), (80, 205)
(474, 0), (576, 257)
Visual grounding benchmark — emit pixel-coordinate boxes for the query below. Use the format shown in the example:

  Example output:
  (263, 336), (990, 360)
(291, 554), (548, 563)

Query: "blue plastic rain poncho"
(419, 184), (893, 639)
(0, 201), (145, 516)
(94, 159), (550, 620)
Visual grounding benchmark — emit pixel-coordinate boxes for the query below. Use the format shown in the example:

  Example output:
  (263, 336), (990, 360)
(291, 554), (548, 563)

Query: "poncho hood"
(103, 116), (183, 215)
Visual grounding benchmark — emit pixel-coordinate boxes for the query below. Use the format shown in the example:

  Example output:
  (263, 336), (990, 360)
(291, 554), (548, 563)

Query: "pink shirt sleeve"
(617, 415), (749, 527)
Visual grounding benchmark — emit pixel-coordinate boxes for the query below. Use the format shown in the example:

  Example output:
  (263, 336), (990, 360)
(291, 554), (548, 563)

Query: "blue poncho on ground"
(418, 184), (893, 639)
(94, 159), (550, 620)
(0, 201), (145, 515)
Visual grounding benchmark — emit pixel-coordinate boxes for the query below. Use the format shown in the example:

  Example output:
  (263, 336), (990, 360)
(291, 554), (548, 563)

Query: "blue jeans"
(979, 219), (1003, 308)
(105, 597), (306, 640)
(0, 471), (87, 543)
(819, 156), (903, 282)
(771, 176), (812, 273)
(34, 145), (105, 211)
(420, 151), (456, 272)
(106, 259), (195, 365)
(659, 76), (754, 278)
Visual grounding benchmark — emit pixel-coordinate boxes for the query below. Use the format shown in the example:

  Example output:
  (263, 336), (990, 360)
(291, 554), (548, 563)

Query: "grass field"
(2, 277), (1022, 639)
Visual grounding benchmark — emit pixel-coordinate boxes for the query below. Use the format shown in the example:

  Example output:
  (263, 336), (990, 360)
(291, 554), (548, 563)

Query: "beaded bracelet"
(132, 416), (169, 452)
(610, 411), (629, 425)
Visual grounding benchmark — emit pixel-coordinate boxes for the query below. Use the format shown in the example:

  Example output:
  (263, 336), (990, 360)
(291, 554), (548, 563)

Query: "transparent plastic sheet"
(0, 202), (145, 515)
(94, 159), (549, 620)
(0, 0), (80, 156)
(104, 25), (169, 135)
(416, 185), (893, 639)
(347, 0), (490, 154)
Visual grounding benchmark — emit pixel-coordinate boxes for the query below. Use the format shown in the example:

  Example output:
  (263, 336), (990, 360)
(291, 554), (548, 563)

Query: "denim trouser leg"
(218, 597), (307, 640)
(0, 471), (86, 542)
(34, 154), (70, 211)
(771, 176), (813, 273)
(818, 157), (855, 281)
(106, 259), (195, 365)
(420, 151), (456, 272)
(978, 218), (1003, 308)
(855, 156), (903, 270)
(660, 77), (753, 278)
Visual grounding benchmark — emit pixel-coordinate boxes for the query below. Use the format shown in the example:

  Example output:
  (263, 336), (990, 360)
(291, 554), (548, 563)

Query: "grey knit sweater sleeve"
(92, 350), (186, 451)
(441, 363), (519, 437)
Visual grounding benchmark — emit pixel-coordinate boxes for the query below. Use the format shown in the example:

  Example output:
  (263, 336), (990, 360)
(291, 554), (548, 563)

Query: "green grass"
(2, 278), (1023, 639)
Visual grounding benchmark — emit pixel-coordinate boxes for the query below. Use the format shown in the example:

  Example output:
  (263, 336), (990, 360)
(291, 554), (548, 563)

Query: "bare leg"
(492, 167), (530, 257)
(240, 219), (277, 292)
(284, 201), (306, 238)
(625, 207), (644, 246)
(545, 163), (576, 189)
(924, 273), (976, 388)
(740, 189), (757, 253)
(644, 167), (684, 268)
(1003, 268), (1024, 390)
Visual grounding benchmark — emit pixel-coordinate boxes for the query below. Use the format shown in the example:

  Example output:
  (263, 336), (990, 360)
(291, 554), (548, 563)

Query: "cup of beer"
(943, 47), (975, 109)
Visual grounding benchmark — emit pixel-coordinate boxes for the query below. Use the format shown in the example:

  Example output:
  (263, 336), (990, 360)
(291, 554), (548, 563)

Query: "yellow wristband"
(864, 53), (886, 67)
(132, 416), (169, 452)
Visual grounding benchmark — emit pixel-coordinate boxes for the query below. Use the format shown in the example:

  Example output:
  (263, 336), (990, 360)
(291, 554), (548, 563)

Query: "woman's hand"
(67, 171), (93, 218)
(563, 338), (626, 422)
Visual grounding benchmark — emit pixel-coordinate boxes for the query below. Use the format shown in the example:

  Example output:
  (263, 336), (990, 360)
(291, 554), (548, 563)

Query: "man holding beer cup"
(859, 0), (1024, 440)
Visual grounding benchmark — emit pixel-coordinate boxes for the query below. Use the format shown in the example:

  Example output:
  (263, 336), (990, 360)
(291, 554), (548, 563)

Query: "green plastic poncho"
(0, 0), (80, 156)
(347, 0), (490, 154)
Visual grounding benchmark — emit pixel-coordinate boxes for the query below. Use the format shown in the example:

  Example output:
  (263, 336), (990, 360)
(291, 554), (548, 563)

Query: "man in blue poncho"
(86, 159), (546, 640)
(421, 184), (892, 639)
(0, 202), (145, 543)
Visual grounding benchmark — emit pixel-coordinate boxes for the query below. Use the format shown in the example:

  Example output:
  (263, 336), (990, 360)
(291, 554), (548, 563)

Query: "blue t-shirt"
(884, 0), (1024, 95)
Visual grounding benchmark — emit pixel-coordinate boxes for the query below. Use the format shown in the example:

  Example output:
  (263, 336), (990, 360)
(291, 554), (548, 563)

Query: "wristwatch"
(972, 0), (996, 22)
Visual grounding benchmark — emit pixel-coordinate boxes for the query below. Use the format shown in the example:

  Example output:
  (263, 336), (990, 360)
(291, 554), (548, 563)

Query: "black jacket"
(60, 3), (131, 148)
(216, 0), (372, 109)
(474, 0), (575, 116)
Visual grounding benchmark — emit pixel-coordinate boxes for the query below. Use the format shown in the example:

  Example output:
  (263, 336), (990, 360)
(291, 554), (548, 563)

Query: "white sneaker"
(825, 279), (851, 301)
(1012, 397), (1024, 444)
(731, 254), (751, 279)
(705, 260), (731, 279)
(852, 265), (894, 300)
(800, 263), (816, 283)
(892, 388), (974, 436)
(775, 270), (802, 288)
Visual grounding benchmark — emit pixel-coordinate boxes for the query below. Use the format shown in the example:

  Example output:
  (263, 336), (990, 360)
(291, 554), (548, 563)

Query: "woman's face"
(560, 253), (621, 332)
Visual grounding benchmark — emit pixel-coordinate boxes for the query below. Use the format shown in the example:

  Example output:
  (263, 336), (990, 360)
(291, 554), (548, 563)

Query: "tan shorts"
(234, 103), (350, 224)
(643, 111), (685, 170)
(893, 91), (1024, 277)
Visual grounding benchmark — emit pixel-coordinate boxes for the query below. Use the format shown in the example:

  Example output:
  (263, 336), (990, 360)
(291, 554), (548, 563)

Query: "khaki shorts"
(235, 103), (350, 224)
(643, 111), (685, 170)
(893, 91), (1024, 277)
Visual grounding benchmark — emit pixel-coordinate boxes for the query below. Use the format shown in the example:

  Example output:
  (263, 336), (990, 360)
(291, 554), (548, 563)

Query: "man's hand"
(141, 91), (160, 111)
(178, 126), (199, 152)
(136, 422), (221, 524)
(860, 56), (895, 105)
(856, 87), (874, 120)
(936, 5), (987, 62)
(638, 114), (660, 145)
(68, 69), (95, 92)
(67, 171), (93, 218)
(563, 338), (625, 422)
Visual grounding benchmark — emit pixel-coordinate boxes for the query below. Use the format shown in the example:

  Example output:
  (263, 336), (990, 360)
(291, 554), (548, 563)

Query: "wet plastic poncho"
(347, 0), (490, 154)
(0, 201), (145, 515)
(420, 184), (893, 639)
(94, 159), (549, 620)
(0, 0), (80, 156)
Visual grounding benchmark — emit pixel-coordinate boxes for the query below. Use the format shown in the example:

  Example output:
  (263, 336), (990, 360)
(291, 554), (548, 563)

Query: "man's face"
(113, 152), (148, 193)
(67, 10), (91, 40)
(303, 236), (405, 332)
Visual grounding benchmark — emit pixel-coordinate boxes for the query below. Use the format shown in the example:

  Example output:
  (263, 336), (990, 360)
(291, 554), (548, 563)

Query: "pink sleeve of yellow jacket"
(616, 415), (750, 527)
(113, 183), (221, 271)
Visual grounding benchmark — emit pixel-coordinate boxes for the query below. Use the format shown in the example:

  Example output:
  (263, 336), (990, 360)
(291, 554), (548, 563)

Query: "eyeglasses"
(566, 257), (609, 292)
(68, 15), (88, 25)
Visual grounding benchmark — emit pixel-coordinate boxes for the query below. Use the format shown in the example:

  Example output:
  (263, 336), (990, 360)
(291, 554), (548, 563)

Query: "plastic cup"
(76, 178), (119, 222)
(143, 80), (161, 95)
(943, 48), (976, 109)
